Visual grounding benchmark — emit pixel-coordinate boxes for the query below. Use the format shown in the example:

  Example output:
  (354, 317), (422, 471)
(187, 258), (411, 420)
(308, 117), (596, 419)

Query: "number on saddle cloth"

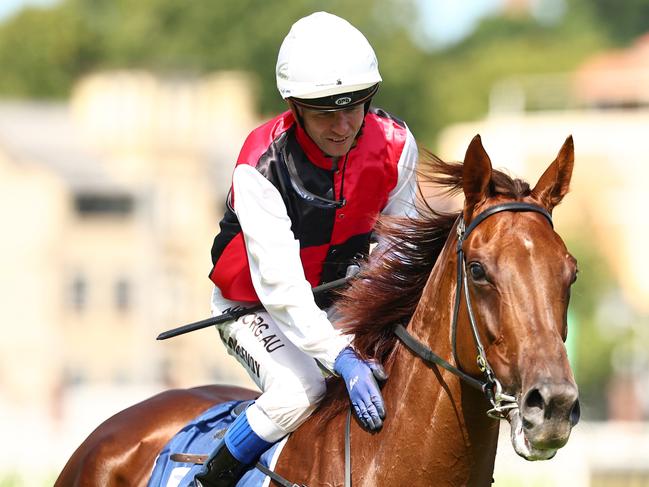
(147, 400), (287, 487)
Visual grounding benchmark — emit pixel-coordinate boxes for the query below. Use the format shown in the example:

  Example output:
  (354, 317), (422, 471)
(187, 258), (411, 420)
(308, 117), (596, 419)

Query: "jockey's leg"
(195, 293), (327, 486)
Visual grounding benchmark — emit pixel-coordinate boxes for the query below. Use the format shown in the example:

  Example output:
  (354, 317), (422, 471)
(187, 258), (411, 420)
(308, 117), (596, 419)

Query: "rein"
(395, 202), (553, 420)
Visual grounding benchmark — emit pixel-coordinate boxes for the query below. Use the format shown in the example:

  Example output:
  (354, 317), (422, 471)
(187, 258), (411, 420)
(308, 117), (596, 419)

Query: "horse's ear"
(463, 135), (493, 218)
(531, 135), (574, 211)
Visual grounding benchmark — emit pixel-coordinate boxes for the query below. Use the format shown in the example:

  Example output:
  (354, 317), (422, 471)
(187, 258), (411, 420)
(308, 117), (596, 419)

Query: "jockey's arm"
(231, 164), (350, 372)
(369, 127), (419, 259)
(380, 127), (419, 219)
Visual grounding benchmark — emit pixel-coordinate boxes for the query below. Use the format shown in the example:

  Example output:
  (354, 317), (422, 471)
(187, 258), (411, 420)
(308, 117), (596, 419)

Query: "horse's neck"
(378, 349), (500, 485)
(278, 238), (500, 486)
(370, 241), (500, 486)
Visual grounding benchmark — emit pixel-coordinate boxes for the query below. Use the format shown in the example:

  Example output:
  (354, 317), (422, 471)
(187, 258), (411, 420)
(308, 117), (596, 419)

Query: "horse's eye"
(468, 262), (487, 281)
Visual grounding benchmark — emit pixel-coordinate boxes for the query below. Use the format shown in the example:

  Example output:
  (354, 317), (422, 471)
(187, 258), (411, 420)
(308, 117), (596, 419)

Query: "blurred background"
(0, 0), (648, 485)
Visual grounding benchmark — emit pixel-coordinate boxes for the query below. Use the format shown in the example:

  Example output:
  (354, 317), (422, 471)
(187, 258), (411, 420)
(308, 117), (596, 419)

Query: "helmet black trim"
(290, 84), (379, 112)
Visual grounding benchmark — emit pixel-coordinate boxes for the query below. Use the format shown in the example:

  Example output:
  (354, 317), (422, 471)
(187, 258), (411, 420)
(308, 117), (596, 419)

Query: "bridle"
(395, 201), (554, 420)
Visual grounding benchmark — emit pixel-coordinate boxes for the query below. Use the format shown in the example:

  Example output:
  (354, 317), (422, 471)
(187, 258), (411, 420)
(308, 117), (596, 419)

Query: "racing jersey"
(209, 107), (418, 370)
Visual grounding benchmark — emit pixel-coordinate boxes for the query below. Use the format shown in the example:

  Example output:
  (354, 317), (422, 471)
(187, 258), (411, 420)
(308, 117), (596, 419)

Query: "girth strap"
(254, 461), (305, 487)
(169, 452), (306, 486)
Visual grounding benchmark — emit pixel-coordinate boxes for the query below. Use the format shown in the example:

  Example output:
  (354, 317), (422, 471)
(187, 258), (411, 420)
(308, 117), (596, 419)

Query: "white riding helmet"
(276, 12), (382, 110)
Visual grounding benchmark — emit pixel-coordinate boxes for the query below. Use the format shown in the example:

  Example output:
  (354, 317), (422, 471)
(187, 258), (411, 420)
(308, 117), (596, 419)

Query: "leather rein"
(394, 201), (553, 420)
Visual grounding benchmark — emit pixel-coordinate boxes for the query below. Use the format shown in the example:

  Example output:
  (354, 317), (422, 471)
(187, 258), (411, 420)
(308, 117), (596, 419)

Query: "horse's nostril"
(522, 382), (580, 430)
(570, 399), (581, 426)
(524, 388), (544, 412)
(522, 388), (545, 429)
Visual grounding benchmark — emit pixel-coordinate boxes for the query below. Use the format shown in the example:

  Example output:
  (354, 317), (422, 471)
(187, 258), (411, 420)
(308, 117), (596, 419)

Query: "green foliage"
(417, 5), (610, 146)
(0, 0), (422, 118)
(0, 5), (102, 96)
(584, 0), (649, 45)
(0, 0), (631, 144)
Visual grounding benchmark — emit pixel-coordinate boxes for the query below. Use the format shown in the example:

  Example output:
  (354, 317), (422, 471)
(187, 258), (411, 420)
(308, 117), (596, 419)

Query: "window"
(62, 365), (86, 387)
(70, 275), (87, 312)
(74, 193), (134, 217)
(115, 278), (131, 312)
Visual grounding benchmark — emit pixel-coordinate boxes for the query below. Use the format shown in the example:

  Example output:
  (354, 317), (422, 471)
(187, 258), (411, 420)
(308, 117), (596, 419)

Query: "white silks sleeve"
(232, 164), (350, 371)
(381, 127), (419, 218)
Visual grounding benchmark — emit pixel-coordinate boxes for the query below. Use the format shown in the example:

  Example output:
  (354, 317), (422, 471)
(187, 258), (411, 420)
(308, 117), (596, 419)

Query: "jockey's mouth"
(329, 136), (351, 144)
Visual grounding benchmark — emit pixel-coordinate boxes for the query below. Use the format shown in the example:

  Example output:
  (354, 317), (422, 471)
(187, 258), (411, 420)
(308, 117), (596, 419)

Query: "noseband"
(395, 202), (553, 420)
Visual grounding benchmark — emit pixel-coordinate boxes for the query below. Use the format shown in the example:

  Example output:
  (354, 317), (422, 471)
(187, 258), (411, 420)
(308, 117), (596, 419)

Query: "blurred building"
(574, 33), (649, 109)
(0, 70), (260, 478)
(440, 33), (649, 318)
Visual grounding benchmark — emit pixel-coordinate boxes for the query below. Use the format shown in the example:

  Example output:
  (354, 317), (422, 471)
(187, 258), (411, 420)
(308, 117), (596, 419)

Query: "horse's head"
(457, 135), (580, 461)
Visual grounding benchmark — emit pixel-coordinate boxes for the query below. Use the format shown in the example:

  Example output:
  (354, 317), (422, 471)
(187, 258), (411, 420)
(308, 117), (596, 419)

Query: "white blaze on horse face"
(523, 237), (534, 251)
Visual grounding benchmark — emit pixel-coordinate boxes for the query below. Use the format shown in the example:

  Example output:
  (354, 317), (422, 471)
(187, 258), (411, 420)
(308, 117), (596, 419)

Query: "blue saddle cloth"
(147, 400), (286, 487)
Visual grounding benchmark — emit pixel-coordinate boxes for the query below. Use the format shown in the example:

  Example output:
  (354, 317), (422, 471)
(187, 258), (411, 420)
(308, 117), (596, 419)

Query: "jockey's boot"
(194, 442), (246, 487)
(194, 408), (272, 487)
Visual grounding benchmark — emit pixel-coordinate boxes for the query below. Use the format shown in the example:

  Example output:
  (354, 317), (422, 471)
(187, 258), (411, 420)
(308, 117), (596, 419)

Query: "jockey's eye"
(468, 262), (487, 282)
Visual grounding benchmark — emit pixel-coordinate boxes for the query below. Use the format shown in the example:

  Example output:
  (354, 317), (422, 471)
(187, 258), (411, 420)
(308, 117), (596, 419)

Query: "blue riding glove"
(333, 347), (387, 431)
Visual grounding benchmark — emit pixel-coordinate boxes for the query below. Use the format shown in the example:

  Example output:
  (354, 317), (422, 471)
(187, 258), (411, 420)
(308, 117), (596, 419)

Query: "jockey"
(196, 11), (418, 487)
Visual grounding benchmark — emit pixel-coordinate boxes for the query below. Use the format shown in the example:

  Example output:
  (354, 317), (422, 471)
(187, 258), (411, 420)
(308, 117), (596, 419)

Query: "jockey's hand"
(334, 347), (387, 431)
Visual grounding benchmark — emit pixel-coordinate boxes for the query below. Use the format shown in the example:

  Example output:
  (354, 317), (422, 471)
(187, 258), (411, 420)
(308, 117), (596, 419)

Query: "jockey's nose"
(330, 111), (353, 135)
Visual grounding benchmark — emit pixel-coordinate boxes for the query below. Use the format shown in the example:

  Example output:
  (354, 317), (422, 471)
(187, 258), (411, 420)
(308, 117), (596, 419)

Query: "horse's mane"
(311, 150), (532, 427)
(336, 149), (532, 363)
(314, 149), (532, 427)
(316, 150), (531, 426)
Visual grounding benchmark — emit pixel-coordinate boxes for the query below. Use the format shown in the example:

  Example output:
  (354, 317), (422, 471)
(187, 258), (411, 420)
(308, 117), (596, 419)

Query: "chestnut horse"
(56, 135), (580, 487)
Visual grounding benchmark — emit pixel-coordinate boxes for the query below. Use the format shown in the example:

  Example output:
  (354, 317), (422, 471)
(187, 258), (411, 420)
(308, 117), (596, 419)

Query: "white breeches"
(211, 288), (329, 443)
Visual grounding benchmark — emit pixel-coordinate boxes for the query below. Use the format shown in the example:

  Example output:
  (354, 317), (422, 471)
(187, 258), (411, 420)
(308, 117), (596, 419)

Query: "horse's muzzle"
(520, 380), (580, 450)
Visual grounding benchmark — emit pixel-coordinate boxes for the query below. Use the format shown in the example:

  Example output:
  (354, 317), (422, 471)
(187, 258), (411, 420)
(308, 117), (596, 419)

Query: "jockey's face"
(297, 104), (365, 158)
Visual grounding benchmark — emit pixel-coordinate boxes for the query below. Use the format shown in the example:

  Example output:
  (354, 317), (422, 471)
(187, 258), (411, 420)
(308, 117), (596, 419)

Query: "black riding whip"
(156, 267), (359, 340)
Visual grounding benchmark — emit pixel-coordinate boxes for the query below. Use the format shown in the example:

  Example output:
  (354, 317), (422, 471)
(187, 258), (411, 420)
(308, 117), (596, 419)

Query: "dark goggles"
(290, 83), (379, 112)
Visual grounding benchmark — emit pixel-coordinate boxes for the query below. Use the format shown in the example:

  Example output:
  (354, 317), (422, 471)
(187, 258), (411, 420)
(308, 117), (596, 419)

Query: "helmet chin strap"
(363, 99), (372, 116)
(287, 100), (305, 128)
